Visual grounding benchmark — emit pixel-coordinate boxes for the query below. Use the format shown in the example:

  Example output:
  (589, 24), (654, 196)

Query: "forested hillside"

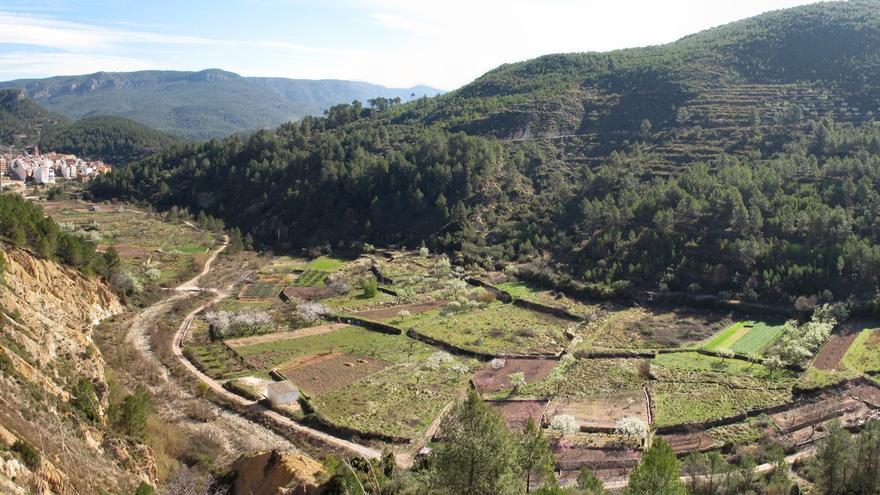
(0, 89), (67, 146)
(91, 1), (880, 307)
(39, 115), (182, 164)
(0, 70), (441, 140)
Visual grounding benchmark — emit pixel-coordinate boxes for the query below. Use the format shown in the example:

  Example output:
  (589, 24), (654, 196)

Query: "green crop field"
(307, 256), (348, 272)
(241, 282), (282, 299)
(397, 302), (570, 355)
(496, 281), (539, 298)
(705, 321), (785, 354)
(295, 269), (330, 286)
(841, 328), (880, 373)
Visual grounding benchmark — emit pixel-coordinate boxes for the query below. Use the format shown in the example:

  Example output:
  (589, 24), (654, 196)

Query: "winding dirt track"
(167, 237), (383, 461)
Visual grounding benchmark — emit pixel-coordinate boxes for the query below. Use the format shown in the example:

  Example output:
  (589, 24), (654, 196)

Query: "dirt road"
(165, 237), (384, 461)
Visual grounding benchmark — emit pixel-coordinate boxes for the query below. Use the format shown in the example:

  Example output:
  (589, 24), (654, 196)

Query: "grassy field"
(705, 321), (785, 354)
(527, 358), (646, 398)
(496, 281), (539, 298)
(233, 326), (425, 369)
(841, 328), (880, 373)
(650, 352), (794, 426)
(397, 302), (571, 355)
(307, 256), (348, 272)
(496, 281), (599, 317)
(578, 307), (731, 350)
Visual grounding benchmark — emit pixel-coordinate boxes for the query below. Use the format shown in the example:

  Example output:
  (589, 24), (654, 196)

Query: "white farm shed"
(266, 380), (300, 406)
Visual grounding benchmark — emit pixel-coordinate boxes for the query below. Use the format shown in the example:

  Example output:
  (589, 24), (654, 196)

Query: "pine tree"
(624, 439), (685, 495)
(430, 390), (523, 495)
(518, 418), (554, 492)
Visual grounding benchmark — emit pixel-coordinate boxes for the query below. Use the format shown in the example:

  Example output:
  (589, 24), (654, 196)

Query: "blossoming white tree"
(550, 414), (579, 434)
(616, 416), (648, 448)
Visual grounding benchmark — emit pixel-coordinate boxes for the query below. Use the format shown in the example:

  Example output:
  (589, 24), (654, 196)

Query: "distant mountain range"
(0, 70), (442, 140)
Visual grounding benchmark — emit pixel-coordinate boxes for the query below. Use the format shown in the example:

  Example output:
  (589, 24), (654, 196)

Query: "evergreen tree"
(624, 439), (685, 495)
(518, 417), (555, 492)
(430, 390), (523, 495)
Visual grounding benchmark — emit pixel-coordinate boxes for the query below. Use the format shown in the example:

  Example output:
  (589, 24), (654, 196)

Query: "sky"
(0, 0), (822, 90)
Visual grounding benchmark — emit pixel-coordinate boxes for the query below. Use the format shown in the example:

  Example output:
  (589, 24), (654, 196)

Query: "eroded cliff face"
(0, 243), (149, 494)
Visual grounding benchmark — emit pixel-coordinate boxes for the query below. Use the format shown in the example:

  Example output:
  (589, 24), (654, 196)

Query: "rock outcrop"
(0, 243), (146, 494)
(230, 449), (326, 495)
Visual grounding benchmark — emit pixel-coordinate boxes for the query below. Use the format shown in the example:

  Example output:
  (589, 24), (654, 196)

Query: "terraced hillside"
(92, 1), (880, 307)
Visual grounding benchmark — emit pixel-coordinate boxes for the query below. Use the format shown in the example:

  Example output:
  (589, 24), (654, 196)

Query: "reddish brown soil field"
(276, 352), (389, 396)
(813, 322), (868, 370)
(472, 358), (558, 393)
(282, 286), (335, 301)
(554, 446), (641, 471)
(546, 393), (649, 429)
(351, 300), (448, 321)
(485, 400), (548, 430)
(770, 396), (862, 432)
(103, 243), (153, 258)
(659, 431), (715, 453)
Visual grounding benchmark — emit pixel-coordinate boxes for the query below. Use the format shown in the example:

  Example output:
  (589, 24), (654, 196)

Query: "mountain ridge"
(0, 69), (443, 140)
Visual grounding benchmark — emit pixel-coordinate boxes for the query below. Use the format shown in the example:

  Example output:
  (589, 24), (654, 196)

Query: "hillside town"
(0, 146), (111, 185)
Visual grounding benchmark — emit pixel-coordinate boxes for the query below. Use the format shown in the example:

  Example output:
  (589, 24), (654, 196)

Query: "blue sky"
(0, 0), (820, 89)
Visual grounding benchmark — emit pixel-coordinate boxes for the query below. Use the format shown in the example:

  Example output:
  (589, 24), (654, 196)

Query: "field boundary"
(405, 328), (561, 360)
(326, 314), (403, 335)
(465, 277), (514, 303)
(512, 298), (585, 322)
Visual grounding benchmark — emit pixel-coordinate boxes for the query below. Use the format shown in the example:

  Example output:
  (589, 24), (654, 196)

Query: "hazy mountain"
(0, 70), (442, 140)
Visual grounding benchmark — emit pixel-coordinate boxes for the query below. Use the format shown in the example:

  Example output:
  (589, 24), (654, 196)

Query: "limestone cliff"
(0, 243), (147, 494)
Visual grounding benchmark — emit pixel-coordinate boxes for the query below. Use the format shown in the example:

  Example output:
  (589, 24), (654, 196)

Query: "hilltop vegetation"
(0, 89), (67, 146)
(39, 115), (182, 164)
(91, 1), (880, 307)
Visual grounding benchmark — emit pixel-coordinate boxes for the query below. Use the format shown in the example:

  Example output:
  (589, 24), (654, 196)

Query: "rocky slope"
(0, 243), (150, 494)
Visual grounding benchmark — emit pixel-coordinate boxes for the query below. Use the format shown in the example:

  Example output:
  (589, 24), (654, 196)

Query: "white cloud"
(0, 51), (160, 78)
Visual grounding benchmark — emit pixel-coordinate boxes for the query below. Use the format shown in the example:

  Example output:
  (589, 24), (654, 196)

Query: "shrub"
(508, 372), (527, 392)
(0, 350), (14, 376)
(144, 267), (161, 282)
(113, 386), (153, 440)
(361, 276), (378, 298)
(71, 377), (102, 423)
(12, 440), (40, 469)
(134, 481), (156, 495)
(0, 249), (6, 279)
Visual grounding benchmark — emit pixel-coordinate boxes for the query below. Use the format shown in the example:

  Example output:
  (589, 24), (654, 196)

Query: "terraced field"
(397, 302), (572, 356)
(231, 325), (474, 440)
(705, 321), (786, 355)
(43, 199), (217, 286)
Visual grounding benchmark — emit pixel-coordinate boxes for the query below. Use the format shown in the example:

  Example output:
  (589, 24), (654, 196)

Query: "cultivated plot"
(398, 302), (572, 356)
